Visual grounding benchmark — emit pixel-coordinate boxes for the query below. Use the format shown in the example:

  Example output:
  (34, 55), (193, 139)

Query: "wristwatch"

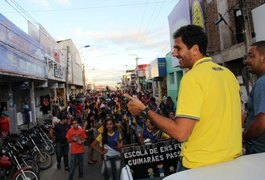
(142, 107), (150, 116)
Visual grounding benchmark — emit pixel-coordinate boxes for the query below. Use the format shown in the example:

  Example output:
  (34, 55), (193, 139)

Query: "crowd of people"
(1, 24), (264, 179)
(124, 25), (265, 174)
(33, 27), (265, 179)
(50, 90), (175, 180)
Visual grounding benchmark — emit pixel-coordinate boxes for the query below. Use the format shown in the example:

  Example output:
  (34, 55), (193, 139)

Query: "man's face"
(245, 46), (265, 75)
(62, 119), (67, 124)
(89, 115), (95, 121)
(172, 37), (193, 69)
(72, 121), (78, 129)
(169, 112), (175, 119)
(146, 119), (154, 130)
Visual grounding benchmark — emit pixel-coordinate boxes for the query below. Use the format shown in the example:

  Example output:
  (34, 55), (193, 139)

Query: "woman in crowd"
(165, 96), (175, 115)
(168, 110), (176, 120)
(140, 118), (170, 144)
(91, 115), (122, 180)
(83, 112), (97, 165)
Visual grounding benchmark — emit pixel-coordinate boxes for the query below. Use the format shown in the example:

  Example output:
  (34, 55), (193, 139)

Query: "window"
(234, 9), (244, 43)
(170, 73), (175, 84)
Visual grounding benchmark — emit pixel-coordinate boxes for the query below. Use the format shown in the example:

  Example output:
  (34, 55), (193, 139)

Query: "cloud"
(56, 0), (71, 6)
(29, 0), (50, 8)
(76, 26), (169, 51)
(73, 27), (83, 37)
(28, 0), (71, 8)
(72, 26), (170, 85)
(87, 31), (148, 46)
(94, 80), (120, 86)
(86, 69), (124, 84)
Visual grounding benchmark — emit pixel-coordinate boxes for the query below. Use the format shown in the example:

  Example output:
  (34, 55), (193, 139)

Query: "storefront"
(137, 64), (150, 92)
(0, 14), (46, 133)
(150, 58), (167, 103)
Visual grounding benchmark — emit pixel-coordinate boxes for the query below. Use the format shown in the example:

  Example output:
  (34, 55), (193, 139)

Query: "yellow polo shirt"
(176, 57), (242, 168)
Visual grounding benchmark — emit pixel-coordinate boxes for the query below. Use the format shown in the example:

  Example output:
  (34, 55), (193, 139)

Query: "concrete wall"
(205, 0), (221, 54)
(58, 39), (83, 86)
(216, 0), (234, 49)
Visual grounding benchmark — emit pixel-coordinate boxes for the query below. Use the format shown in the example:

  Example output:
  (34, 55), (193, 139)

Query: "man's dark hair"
(252, 41), (265, 55)
(59, 114), (67, 121)
(150, 97), (156, 102)
(71, 119), (77, 124)
(173, 25), (207, 55)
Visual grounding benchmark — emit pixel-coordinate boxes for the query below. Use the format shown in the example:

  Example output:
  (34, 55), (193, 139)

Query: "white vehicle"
(165, 153), (265, 180)
(121, 153), (265, 180)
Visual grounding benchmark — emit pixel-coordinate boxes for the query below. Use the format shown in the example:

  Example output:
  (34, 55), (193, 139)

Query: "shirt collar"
(193, 57), (213, 68)
(108, 131), (115, 136)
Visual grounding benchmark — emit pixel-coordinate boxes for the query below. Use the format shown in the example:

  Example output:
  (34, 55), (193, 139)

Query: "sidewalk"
(40, 147), (105, 180)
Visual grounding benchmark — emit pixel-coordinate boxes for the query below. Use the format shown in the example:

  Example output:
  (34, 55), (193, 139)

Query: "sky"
(1, 0), (179, 86)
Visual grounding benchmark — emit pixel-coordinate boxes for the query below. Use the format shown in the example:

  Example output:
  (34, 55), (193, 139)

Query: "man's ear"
(262, 54), (265, 64)
(191, 44), (200, 56)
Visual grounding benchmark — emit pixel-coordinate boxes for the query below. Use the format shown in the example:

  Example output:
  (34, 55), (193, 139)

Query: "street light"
(70, 45), (90, 57)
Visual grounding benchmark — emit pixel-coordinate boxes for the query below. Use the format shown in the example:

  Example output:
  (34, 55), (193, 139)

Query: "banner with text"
(122, 139), (182, 179)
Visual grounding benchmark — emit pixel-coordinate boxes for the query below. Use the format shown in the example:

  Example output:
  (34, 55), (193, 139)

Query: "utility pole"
(135, 57), (141, 92)
(66, 46), (70, 102)
(82, 63), (86, 93)
(240, 0), (253, 94)
(240, 0), (251, 55)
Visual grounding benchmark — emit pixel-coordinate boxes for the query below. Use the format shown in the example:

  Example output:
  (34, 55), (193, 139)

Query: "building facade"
(150, 58), (167, 102)
(0, 14), (85, 132)
(57, 39), (84, 100)
(205, 0), (265, 109)
(0, 14), (46, 133)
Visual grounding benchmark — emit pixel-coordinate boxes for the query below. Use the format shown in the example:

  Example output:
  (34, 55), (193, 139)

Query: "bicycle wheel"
(21, 159), (40, 175)
(33, 150), (52, 170)
(14, 170), (38, 180)
(43, 142), (55, 155)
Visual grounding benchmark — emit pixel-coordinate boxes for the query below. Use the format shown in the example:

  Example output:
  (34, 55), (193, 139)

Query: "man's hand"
(123, 94), (146, 116)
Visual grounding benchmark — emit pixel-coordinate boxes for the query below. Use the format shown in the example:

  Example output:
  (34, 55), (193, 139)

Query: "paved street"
(39, 148), (105, 180)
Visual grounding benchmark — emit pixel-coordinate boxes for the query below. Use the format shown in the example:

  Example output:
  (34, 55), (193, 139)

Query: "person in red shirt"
(0, 111), (10, 138)
(75, 101), (84, 125)
(66, 119), (87, 180)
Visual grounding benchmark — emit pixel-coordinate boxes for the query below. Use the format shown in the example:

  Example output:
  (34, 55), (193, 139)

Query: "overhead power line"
(5, 0), (59, 46)
(136, 0), (150, 43)
(8, 0), (38, 23)
(5, 0), (177, 13)
(139, 0), (166, 44)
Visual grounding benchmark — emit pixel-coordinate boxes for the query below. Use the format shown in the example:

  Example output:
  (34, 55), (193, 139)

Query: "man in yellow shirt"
(125, 25), (242, 171)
